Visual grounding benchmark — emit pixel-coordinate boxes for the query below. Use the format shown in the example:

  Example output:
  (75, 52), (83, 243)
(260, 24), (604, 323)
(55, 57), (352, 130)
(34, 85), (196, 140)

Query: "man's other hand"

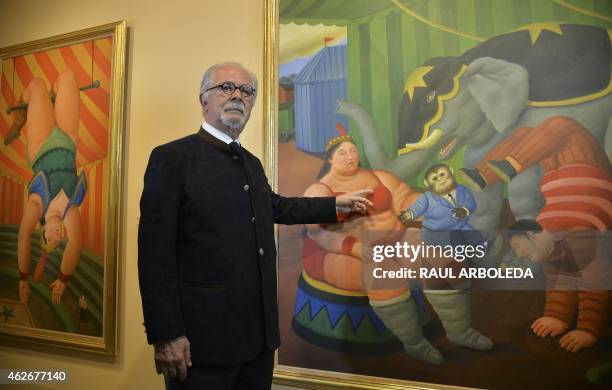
(336, 189), (374, 213)
(155, 335), (192, 380)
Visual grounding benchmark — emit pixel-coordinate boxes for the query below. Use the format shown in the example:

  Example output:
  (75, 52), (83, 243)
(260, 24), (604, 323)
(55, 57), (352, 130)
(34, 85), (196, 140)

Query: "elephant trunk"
(337, 100), (432, 183)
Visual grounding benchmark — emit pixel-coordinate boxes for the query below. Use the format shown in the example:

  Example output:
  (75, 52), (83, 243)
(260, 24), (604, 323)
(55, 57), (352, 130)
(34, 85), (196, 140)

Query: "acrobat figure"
(459, 116), (611, 352)
(9, 69), (88, 305)
(397, 163), (493, 355)
(508, 219), (611, 352)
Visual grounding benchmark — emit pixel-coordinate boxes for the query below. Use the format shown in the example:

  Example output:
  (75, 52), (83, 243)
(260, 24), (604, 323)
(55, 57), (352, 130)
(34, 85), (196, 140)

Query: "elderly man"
(138, 62), (372, 390)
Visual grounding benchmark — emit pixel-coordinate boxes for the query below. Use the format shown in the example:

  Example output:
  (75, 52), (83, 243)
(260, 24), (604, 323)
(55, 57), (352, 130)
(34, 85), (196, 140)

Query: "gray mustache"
(224, 102), (245, 114)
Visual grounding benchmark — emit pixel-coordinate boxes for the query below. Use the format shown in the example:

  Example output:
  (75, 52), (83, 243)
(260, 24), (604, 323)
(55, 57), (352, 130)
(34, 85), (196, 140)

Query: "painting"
(0, 21), (127, 355)
(265, 0), (612, 388)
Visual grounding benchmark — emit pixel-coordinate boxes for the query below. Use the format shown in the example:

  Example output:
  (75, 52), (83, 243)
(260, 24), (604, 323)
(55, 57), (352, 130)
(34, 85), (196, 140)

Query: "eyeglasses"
(205, 82), (256, 98)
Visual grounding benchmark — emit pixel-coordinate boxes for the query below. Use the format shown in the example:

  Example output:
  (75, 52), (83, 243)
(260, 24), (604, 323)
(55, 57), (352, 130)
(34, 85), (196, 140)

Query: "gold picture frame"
(0, 21), (127, 356)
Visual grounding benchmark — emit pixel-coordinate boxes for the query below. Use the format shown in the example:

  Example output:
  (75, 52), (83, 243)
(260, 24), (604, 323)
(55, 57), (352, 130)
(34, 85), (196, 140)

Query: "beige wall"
(0, 0), (267, 388)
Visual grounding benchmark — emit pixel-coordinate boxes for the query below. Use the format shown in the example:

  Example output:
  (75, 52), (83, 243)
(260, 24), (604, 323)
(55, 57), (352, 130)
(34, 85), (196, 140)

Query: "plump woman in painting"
(299, 129), (448, 362)
(8, 69), (87, 305)
(299, 127), (492, 364)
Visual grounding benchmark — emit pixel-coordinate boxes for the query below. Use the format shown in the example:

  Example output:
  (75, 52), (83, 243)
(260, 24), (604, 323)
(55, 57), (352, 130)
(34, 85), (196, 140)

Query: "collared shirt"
(202, 120), (239, 145)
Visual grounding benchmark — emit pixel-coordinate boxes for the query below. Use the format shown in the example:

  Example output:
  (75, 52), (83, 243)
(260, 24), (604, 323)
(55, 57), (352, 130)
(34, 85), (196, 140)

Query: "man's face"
(201, 66), (254, 137)
(509, 232), (549, 262)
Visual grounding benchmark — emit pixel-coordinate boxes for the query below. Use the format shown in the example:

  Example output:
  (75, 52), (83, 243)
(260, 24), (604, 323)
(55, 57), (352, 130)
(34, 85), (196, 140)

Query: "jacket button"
(233, 155), (239, 160)
(251, 216), (256, 223)
(259, 248), (264, 255)
(243, 184), (250, 191)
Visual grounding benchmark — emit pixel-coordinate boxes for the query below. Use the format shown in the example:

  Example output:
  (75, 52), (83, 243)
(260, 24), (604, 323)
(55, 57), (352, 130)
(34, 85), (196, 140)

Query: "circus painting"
(0, 21), (126, 355)
(268, 0), (612, 389)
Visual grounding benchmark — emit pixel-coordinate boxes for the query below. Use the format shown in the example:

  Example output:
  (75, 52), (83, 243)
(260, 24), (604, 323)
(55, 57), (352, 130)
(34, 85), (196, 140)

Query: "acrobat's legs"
(53, 68), (80, 143)
(21, 78), (55, 159)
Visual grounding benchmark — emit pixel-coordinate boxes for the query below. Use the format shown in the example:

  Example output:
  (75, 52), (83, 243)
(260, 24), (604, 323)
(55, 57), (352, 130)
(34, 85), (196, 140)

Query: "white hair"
(199, 62), (258, 103)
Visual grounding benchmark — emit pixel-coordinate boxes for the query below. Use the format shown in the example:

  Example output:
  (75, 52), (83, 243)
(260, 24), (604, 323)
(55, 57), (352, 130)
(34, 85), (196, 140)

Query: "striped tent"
(294, 45), (348, 153)
(0, 38), (112, 257)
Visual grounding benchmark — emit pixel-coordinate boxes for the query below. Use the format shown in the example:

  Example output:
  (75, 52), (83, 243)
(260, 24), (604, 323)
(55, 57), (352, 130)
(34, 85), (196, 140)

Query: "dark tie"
(448, 192), (455, 206)
(229, 141), (241, 159)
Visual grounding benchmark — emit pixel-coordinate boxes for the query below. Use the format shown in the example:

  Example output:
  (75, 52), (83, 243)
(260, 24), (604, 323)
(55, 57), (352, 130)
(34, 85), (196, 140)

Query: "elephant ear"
(463, 57), (529, 133)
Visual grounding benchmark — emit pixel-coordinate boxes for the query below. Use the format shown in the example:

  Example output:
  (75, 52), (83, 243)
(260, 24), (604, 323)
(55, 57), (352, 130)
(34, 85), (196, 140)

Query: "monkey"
(399, 163), (474, 229)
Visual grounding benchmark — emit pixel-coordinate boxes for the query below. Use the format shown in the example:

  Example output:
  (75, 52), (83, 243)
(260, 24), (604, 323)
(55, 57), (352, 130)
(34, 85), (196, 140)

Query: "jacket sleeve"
(409, 193), (429, 219)
(269, 188), (338, 225)
(138, 147), (185, 345)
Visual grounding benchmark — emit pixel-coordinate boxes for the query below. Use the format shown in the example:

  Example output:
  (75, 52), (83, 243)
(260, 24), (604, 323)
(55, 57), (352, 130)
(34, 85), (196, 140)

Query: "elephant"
(339, 23), (612, 232)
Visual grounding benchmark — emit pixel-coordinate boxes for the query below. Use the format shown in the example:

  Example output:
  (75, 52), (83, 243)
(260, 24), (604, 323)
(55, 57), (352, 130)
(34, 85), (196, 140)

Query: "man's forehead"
(213, 66), (251, 83)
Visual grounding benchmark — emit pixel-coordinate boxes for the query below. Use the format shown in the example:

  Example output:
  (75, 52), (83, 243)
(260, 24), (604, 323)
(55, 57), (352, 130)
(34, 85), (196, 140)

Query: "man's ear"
(199, 94), (207, 111)
(449, 166), (454, 176)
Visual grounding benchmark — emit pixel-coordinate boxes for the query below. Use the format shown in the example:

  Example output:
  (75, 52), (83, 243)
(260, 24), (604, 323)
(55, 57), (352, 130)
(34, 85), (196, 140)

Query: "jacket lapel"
(431, 192), (453, 209)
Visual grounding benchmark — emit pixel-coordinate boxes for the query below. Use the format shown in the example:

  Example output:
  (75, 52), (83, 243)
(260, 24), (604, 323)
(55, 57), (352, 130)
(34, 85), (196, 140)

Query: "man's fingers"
(185, 344), (192, 367)
(161, 366), (169, 378)
(354, 196), (373, 207)
(167, 364), (177, 378)
(177, 359), (188, 380)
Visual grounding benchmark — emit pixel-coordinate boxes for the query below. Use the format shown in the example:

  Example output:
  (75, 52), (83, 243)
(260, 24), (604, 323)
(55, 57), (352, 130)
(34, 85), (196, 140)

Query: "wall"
(0, 0), (266, 388)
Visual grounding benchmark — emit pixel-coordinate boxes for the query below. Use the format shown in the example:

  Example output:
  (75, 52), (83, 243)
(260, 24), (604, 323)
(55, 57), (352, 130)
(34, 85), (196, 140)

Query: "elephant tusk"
(399, 128), (444, 155)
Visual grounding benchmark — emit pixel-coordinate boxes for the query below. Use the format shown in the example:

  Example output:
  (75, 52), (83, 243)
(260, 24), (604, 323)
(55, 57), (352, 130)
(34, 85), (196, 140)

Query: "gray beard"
(220, 115), (245, 139)
(221, 106), (246, 129)
(221, 114), (245, 129)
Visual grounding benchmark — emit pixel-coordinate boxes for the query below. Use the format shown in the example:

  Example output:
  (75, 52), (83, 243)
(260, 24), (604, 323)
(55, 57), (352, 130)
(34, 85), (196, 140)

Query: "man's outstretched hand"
(155, 335), (192, 380)
(336, 189), (374, 214)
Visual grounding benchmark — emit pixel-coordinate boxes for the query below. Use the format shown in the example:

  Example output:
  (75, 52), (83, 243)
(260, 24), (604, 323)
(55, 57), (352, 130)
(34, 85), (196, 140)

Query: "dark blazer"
(138, 128), (337, 364)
